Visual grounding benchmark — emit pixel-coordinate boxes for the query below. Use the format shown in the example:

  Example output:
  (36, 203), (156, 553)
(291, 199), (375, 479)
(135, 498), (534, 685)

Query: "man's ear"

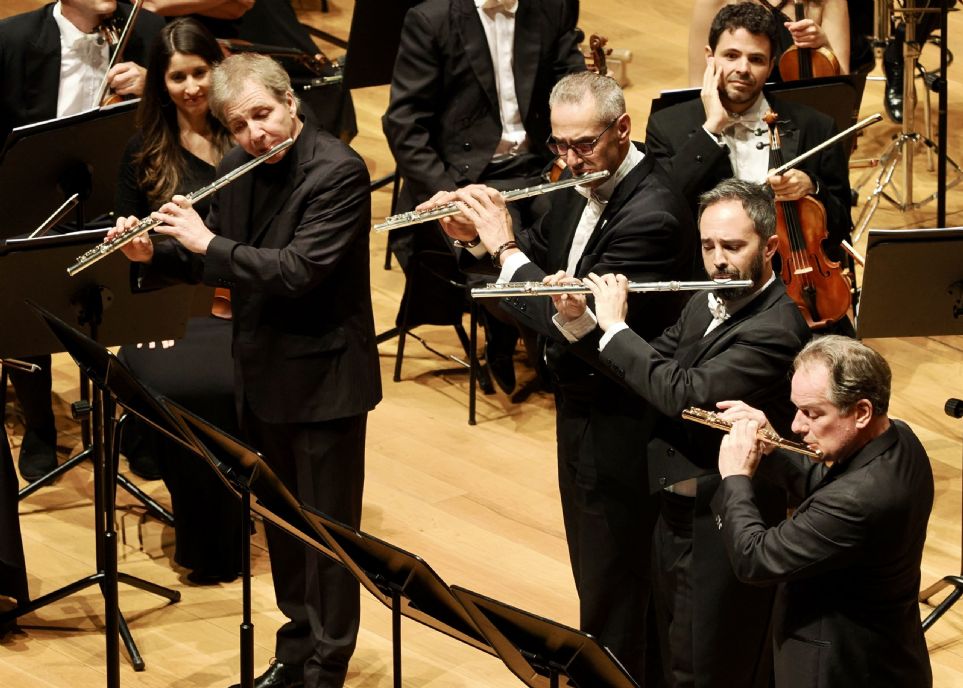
(852, 399), (874, 429)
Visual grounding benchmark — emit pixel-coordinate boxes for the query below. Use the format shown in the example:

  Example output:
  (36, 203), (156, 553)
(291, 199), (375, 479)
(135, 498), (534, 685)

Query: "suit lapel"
(575, 145), (651, 265)
(25, 7), (62, 122)
(678, 281), (784, 368)
(512, 0), (539, 120)
(454, 0), (498, 115)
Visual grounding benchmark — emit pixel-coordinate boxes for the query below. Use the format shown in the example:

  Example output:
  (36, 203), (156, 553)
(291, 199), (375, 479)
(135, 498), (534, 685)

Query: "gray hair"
(209, 53), (300, 125)
(548, 71), (625, 126)
(794, 335), (892, 415)
(697, 178), (776, 240)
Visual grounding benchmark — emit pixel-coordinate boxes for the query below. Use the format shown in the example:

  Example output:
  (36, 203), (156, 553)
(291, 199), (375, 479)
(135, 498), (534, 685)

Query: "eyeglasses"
(546, 117), (618, 157)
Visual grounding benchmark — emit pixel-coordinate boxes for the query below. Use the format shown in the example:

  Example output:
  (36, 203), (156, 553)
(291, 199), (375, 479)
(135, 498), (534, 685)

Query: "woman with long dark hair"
(116, 17), (241, 584)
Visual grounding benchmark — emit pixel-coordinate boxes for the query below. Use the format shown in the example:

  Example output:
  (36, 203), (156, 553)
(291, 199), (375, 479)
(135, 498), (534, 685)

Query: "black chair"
(392, 245), (493, 425)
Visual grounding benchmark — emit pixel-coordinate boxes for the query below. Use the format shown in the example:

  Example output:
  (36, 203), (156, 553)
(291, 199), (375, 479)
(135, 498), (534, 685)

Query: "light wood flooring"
(2, 1), (963, 685)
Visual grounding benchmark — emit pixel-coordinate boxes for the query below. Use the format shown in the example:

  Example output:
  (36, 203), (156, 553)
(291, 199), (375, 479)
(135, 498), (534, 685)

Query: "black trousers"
(242, 405), (367, 688)
(554, 388), (659, 685)
(6, 354), (54, 435)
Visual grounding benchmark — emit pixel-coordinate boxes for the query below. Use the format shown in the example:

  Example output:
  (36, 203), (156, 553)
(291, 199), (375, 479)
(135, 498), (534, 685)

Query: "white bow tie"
(707, 292), (730, 322)
(72, 33), (105, 67)
(476, 0), (517, 12)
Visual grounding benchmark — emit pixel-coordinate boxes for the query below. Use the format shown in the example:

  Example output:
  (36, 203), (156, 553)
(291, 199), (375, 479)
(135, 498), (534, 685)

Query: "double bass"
(763, 111), (851, 329)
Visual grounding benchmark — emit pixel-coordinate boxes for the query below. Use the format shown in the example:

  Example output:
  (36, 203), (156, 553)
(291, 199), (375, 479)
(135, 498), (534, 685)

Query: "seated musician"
(382, 0), (585, 395)
(647, 1), (855, 334)
(424, 70), (697, 682)
(712, 335), (933, 687)
(687, 0), (861, 84)
(114, 17), (242, 584)
(109, 52), (381, 688)
(548, 178), (810, 688)
(0, 0), (164, 482)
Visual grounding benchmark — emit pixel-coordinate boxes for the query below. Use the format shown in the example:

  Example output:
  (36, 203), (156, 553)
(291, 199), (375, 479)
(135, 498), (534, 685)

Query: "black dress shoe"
(229, 660), (304, 688)
(18, 427), (57, 482)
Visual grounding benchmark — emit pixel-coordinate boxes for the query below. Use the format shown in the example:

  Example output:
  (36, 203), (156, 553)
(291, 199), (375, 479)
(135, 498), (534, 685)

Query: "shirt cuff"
(552, 308), (598, 342)
(703, 125), (725, 147)
(498, 250), (530, 283)
(598, 321), (629, 350)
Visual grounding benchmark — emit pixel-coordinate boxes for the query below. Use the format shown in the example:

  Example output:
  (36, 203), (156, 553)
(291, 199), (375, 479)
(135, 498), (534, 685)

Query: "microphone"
(946, 398), (963, 419)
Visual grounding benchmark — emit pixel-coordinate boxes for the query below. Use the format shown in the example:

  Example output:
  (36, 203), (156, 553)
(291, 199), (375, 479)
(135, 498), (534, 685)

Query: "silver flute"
(67, 138), (294, 277)
(373, 169), (610, 233)
(471, 278), (752, 298)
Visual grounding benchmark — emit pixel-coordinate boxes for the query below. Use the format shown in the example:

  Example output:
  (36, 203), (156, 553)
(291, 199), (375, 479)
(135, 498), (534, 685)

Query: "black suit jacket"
(495, 149), (697, 531)
(712, 420), (933, 688)
(147, 121), (382, 425)
(599, 278), (811, 687)
(0, 2), (165, 138)
(382, 0), (584, 203)
(645, 95), (853, 249)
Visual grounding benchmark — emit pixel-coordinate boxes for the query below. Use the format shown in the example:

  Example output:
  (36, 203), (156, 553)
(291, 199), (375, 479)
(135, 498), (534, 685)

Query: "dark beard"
(712, 248), (765, 301)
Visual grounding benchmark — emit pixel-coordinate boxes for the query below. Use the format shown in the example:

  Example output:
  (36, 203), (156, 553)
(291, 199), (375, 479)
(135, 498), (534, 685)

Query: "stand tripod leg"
(392, 588), (402, 688)
(17, 445), (91, 499)
(115, 473), (174, 525)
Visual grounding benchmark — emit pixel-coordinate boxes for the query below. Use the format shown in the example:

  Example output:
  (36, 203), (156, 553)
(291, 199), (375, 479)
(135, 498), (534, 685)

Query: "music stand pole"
(920, 398), (963, 631)
(853, 2), (962, 241)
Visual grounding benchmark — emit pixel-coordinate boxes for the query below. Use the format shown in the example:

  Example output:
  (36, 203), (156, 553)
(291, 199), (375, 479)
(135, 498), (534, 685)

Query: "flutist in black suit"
(425, 71), (697, 682)
(712, 336), (933, 688)
(559, 179), (810, 688)
(111, 54), (381, 688)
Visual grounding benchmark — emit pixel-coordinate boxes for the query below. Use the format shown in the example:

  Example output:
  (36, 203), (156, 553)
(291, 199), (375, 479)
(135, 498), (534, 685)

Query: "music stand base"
(853, 132), (963, 242)
(0, 570), (180, 670)
(920, 575), (963, 632)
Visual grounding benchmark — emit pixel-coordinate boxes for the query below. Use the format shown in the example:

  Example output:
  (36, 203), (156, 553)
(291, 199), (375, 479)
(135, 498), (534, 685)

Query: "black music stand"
(0, 303), (184, 685)
(450, 586), (639, 688)
(297, 505), (494, 687)
(855, 227), (963, 339)
(161, 398), (341, 688)
(0, 231), (194, 515)
(0, 100), (139, 236)
(854, 228), (963, 631)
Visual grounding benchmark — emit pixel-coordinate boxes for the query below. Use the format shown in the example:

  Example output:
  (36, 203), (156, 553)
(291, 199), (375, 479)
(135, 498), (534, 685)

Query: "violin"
(763, 111), (851, 329)
(777, 1), (841, 81)
(217, 39), (336, 78)
(96, 0), (144, 106)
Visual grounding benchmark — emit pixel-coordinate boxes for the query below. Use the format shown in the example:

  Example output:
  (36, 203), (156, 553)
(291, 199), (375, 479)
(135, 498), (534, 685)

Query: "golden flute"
(681, 407), (822, 459)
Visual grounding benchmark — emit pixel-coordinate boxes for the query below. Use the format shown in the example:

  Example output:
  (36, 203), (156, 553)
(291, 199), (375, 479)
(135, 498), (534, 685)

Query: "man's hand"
(107, 62), (147, 98)
(107, 215), (153, 263)
(151, 195), (215, 254)
(701, 57), (731, 135)
(716, 400), (776, 457)
(583, 272), (629, 332)
(545, 270), (587, 322)
(767, 168), (815, 202)
(418, 190), (479, 243)
(719, 419), (765, 479)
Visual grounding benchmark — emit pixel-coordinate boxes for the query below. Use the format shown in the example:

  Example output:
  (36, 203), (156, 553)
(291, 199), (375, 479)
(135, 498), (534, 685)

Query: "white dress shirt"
(53, 1), (109, 118)
(475, 0), (528, 159)
(704, 94), (772, 184)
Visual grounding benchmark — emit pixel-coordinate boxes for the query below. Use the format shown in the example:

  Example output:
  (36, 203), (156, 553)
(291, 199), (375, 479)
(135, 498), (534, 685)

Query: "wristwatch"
(452, 235), (481, 249)
(491, 240), (518, 268)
